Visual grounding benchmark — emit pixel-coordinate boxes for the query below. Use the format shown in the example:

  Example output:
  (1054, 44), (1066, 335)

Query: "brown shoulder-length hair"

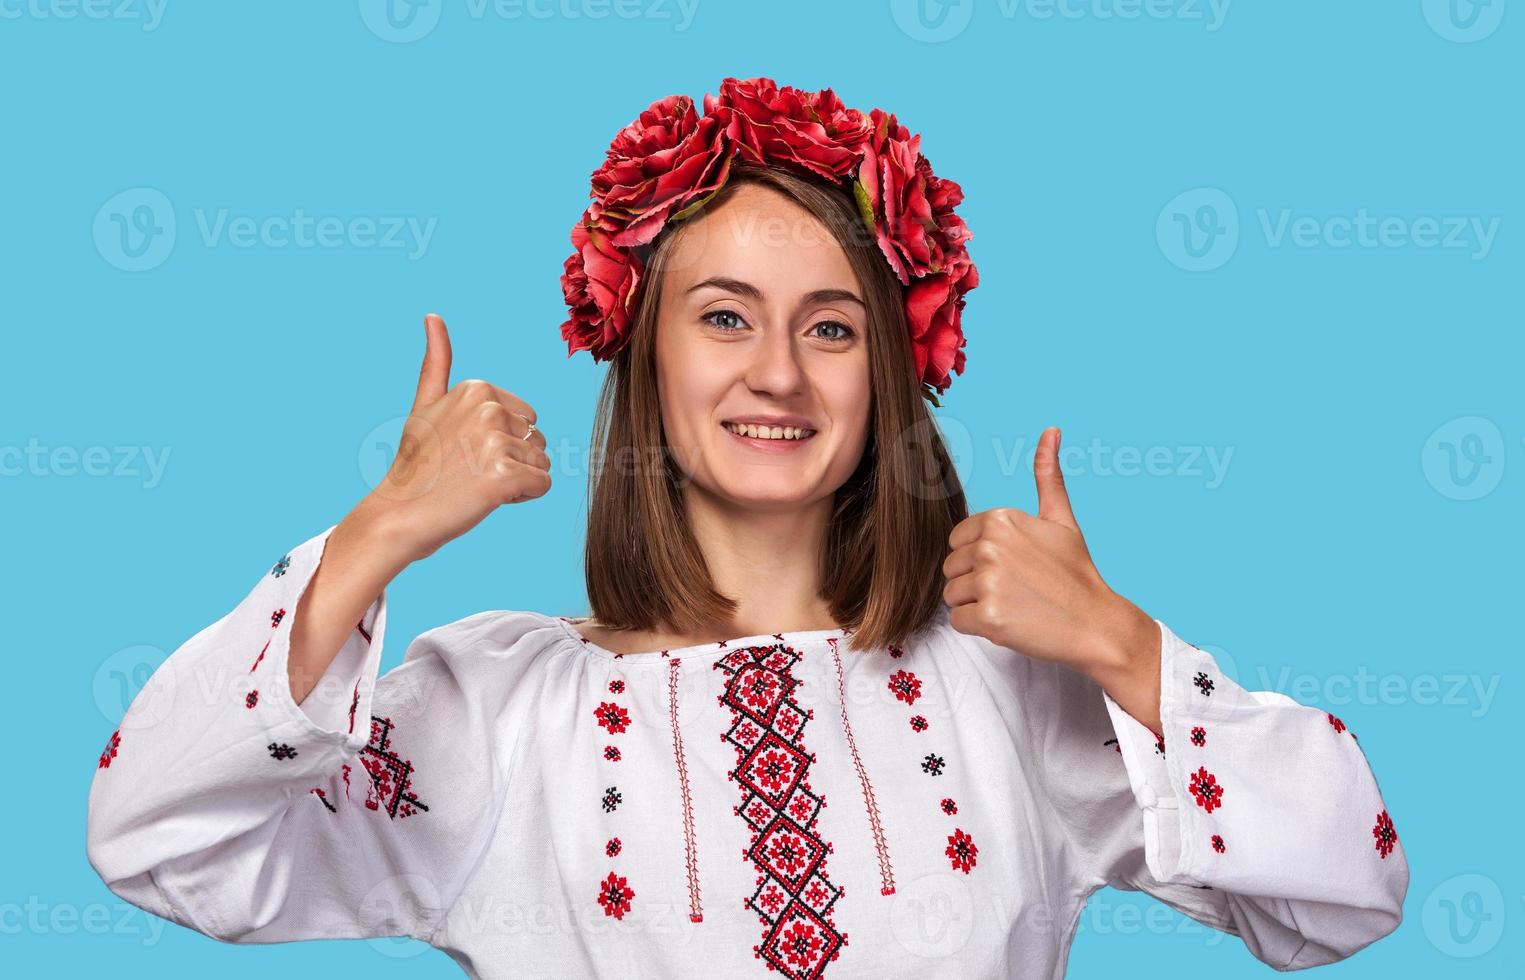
(583, 163), (968, 651)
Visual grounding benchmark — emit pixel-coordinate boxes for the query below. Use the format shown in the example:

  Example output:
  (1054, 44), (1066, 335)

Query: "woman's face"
(655, 182), (872, 512)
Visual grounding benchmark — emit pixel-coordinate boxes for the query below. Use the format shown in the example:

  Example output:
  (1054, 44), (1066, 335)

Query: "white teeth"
(725, 422), (812, 441)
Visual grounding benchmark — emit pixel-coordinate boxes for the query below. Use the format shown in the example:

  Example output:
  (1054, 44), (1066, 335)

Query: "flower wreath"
(558, 76), (978, 403)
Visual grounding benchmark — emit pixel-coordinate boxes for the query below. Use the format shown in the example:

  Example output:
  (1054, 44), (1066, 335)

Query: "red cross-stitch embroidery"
(246, 690), (259, 709)
(945, 828), (978, 874)
(347, 680), (361, 734)
(98, 729), (120, 769)
(1211, 834), (1225, 853)
(668, 659), (704, 923)
(830, 637), (895, 896)
(361, 715), (430, 819)
(597, 871), (635, 920)
(1189, 726), (1206, 747)
(1372, 809), (1398, 859)
(714, 641), (848, 978)
(887, 669), (922, 706)
(595, 701), (631, 735)
(1188, 766), (1224, 813)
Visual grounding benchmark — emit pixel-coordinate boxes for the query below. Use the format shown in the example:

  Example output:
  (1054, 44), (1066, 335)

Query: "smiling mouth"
(721, 421), (817, 441)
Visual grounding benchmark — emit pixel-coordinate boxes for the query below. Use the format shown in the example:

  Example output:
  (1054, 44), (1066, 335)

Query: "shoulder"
(399, 608), (575, 673)
(373, 609), (577, 722)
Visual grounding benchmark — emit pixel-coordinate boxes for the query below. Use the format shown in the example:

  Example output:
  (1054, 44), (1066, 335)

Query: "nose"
(743, 321), (808, 398)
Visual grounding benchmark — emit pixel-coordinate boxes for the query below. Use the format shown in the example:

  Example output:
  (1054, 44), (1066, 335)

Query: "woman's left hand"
(942, 427), (1161, 703)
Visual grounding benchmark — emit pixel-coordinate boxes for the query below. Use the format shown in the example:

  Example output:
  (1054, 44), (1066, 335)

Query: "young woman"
(86, 78), (1407, 978)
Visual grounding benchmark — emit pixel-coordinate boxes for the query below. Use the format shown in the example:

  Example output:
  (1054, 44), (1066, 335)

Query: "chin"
(705, 474), (819, 510)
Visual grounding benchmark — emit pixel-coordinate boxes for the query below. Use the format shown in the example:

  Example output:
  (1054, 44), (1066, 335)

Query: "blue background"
(2, 0), (1517, 975)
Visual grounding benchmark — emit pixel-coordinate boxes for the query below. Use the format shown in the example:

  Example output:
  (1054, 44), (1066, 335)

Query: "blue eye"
(812, 320), (855, 341)
(702, 309), (746, 331)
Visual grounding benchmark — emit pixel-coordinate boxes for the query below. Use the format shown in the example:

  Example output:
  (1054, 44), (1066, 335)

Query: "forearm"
(288, 499), (411, 705)
(1085, 592), (1163, 734)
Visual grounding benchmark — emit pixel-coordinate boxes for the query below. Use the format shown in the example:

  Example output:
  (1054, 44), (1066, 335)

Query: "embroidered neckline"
(551, 614), (851, 664)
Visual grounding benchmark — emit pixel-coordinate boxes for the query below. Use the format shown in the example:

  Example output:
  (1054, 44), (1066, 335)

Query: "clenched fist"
(942, 427), (1159, 695)
(358, 313), (552, 565)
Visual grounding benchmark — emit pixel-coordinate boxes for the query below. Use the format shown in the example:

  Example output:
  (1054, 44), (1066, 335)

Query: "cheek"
(656, 339), (724, 443)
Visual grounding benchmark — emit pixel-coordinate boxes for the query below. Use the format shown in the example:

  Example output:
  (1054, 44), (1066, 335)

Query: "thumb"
(1034, 426), (1078, 530)
(412, 312), (453, 410)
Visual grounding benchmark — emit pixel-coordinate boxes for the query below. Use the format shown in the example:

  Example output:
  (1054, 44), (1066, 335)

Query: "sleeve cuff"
(1100, 618), (1209, 885)
(261, 524), (389, 760)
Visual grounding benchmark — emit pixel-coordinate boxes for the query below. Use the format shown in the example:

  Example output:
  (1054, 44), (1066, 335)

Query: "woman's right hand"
(351, 312), (552, 567)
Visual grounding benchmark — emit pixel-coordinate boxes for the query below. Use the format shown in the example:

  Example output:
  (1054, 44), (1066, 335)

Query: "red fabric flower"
(1188, 766), (1224, 813)
(855, 110), (971, 284)
(590, 94), (734, 249)
(1372, 809), (1398, 859)
(560, 217), (644, 363)
(904, 262), (976, 395)
(714, 77), (871, 181)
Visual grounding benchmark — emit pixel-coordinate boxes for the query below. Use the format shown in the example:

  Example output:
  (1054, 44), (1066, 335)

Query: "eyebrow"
(686, 275), (865, 308)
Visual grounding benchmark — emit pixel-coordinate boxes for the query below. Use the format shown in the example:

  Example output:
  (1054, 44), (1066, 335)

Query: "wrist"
(1085, 591), (1159, 687)
(337, 495), (418, 579)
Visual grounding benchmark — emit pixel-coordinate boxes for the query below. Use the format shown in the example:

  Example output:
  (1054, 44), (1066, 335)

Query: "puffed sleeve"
(1032, 618), (1409, 970)
(85, 524), (547, 945)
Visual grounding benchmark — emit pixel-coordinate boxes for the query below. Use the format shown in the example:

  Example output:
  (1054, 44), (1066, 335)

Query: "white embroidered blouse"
(86, 524), (1408, 978)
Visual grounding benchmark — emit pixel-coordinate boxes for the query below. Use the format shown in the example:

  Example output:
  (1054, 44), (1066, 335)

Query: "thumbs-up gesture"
(943, 427), (1158, 685)
(359, 313), (552, 565)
